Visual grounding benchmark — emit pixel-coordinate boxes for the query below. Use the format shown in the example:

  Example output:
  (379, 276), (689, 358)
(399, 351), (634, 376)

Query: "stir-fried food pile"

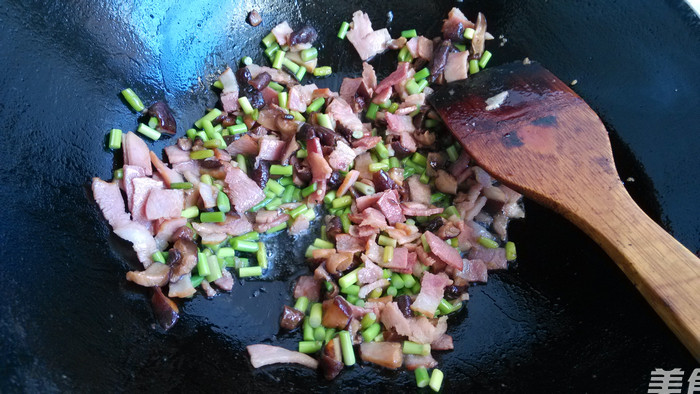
(92, 8), (522, 391)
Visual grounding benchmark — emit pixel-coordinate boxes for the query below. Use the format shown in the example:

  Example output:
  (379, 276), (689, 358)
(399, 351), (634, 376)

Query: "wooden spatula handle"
(569, 185), (700, 359)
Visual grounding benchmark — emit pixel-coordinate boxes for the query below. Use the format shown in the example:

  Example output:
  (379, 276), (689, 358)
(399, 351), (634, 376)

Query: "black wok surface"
(1, 0), (698, 392)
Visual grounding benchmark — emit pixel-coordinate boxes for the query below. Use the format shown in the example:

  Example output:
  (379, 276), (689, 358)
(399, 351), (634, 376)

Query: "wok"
(1, 0), (698, 392)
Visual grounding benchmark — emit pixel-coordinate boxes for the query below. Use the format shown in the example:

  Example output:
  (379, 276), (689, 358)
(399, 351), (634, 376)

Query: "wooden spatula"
(429, 61), (700, 360)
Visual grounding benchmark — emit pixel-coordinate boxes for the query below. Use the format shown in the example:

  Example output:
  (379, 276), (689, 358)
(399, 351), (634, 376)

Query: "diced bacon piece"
(360, 342), (403, 369)
(397, 131), (417, 153)
(280, 138), (299, 165)
(455, 220), (473, 251)
(376, 190), (404, 225)
(221, 90), (239, 113)
(401, 202), (444, 217)
(169, 273), (197, 298)
(248, 64), (297, 86)
(130, 177), (164, 222)
(501, 185), (525, 219)
(411, 272), (452, 317)
(346, 11), (392, 60)
(326, 98), (364, 135)
(123, 131), (152, 176)
(353, 152), (373, 181)
(350, 207), (388, 230)
(126, 261), (170, 287)
(362, 62), (377, 91)
(149, 151), (184, 187)
(406, 175), (431, 205)
(261, 86), (279, 106)
(154, 217), (188, 250)
(380, 302), (448, 344)
(339, 78), (363, 109)
(464, 196), (488, 222)
(335, 234), (365, 253)
(383, 246), (411, 273)
(312, 87), (336, 100)
(358, 278), (389, 299)
(458, 258), (488, 283)
(384, 223), (421, 245)
(417, 36), (434, 61)
(192, 213), (252, 245)
(454, 184), (483, 219)
(257, 136), (286, 161)
(328, 141), (357, 172)
(385, 112), (415, 134)
(92, 178), (131, 230)
(372, 87), (392, 105)
(198, 232), (227, 245)
(394, 106), (416, 116)
(351, 225), (379, 238)
(442, 7), (475, 41)
(351, 136), (382, 154)
(198, 182), (217, 209)
(376, 62), (411, 93)
(219, 67), (238, 94)
(271, 21), (293, 45)
(402, 94), (426, 110)
(357, 259), (383, 284)
(404, 354), (438, 370)
(172, 160), (200, 176)
(122, 165), (145, 203)
(416, 246), (439, 267)
(247, 344), (318, 370)
(214, 148), (232, 162)
(254, 108), (280, 132)
(405, 36), (420, 58)
(406, 36), (434, 61)
(289, 214), (310, 235)
(355, 192), (382, 212)
(213, 269), (234, 291)
(294, 275), (322, 302)
(473, 166), (492, 187)
(164, 145), (191, 165)
(223, 166), (265, 212)
(468, 246), (508, 270)
(253, 210), (290, 233)
(219, 67), (240, 112)
(225, 134), (259, 156)
(431, 334), (454, 351)
(444, 51), (470, 83)
(288, 83), (318, 112)
(200, 279), (217, 298)
(145, 189), (183, 220)
(410, 316), (448, 345)
(407, 250), (418, 270)
(364, 238), (384, 264)
(337, 169), (359, 197)
(424, 231), (463, 270)
(113, 222), (158, 268)
(306, 137), (332, 203)
(379, 302), (412, 337)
